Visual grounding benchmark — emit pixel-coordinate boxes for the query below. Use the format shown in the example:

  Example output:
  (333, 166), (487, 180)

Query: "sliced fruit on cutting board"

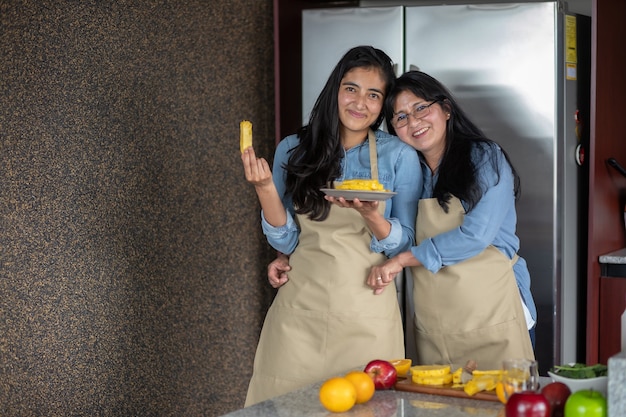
(412, 373), (453, 386)
(463, 374), (499, 396)
(410, 364), (451, 378)
(472, 369), (504, 377)
(394, 377), (500, 402)
(452, 367), (464, 384)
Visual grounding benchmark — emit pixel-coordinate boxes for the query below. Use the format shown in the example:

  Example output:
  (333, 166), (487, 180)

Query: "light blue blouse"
(261, 130), (422, 258)
(411, 142), (537, 322)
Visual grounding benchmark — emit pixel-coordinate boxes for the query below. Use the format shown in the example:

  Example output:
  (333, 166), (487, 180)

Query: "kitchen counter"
(600, 247), (626, 277)
(599, 248), (626, 264)
(220, 377), (553, 417)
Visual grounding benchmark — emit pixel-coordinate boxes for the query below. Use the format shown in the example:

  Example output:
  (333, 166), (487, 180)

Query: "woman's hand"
(268, 253), (291, 288)
(325, 195), (390, 241)
(324, 195), (379, 216)
(367, 257), (404, 295)
(241, 147), (273, 190)
(241, 147), (287, 227)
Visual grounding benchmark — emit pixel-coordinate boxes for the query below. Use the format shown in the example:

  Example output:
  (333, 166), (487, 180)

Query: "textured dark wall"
(0, 1), (277, 415)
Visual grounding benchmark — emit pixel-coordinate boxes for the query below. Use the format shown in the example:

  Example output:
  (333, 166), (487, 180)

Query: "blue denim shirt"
(411, 143), (537, 323)
(261, 130), (422, 258)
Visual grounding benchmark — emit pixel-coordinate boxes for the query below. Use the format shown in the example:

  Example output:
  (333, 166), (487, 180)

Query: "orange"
(390, 359), (412, 376)
(495, 381), (514, 404)
(344, 370), (375, 404)
(319, 377), (357, 412)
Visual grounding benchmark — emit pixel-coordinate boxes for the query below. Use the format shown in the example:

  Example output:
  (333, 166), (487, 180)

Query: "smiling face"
(393, 90), (449, 169)
(337, 67), (386, 146)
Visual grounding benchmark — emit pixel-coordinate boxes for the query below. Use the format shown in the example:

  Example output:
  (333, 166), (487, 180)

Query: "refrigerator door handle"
(608, 158), (626, 178)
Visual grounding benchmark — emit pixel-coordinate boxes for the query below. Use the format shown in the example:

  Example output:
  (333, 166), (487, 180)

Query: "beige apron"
(410, 197), (534, 370)
(245, 131), (404, 406)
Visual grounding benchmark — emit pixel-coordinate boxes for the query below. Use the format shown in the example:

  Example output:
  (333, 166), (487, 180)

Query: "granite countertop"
(221, 377), (553, 417)
(599, 248), (626, 264)
(599, 247), (626, 278)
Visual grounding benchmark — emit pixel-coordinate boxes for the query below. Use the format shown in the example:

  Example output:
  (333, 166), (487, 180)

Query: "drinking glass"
(502, 358), (539, 401)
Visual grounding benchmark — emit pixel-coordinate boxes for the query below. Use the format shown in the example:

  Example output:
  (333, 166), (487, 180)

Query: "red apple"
(363, 359), (397, 390)
(541, 382), (571, 417)
(505, 391), (551, 417)
(564, 390), (607, 417)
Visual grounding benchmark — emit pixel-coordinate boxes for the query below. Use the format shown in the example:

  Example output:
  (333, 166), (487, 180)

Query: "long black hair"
(284, 46), (396, 221)
(385, 71), (520, 212)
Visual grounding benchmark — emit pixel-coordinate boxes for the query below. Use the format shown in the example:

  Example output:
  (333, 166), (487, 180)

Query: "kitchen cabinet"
(585, 0), (626, 365)
(597, 249), (626, 363)
(599, 277), (626, 361)
(272, 0), (357, 144)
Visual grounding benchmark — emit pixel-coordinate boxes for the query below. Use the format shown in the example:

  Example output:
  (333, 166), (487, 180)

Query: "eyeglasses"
(390, 100), (440, 129)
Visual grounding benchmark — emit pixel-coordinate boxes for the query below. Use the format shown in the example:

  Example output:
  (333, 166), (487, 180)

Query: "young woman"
(240, 46), (421, 405)
(368, 71), (536, 369)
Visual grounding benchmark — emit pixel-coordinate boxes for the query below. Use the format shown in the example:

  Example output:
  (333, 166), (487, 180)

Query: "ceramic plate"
(320, 188), (397, 202)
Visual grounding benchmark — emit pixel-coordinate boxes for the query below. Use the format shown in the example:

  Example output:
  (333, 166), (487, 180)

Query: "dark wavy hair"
(385, 71), (520, 212)
(284, 46), (396, 221)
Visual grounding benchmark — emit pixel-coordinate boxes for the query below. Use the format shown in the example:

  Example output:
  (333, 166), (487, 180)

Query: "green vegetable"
(550, 363), (608, 379)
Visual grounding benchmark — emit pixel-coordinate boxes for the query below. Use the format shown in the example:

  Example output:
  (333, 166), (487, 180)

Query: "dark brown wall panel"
(0, 1), (276, 415)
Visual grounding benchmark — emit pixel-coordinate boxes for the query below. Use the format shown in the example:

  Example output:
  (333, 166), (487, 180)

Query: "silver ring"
(376, 276), (382, 281)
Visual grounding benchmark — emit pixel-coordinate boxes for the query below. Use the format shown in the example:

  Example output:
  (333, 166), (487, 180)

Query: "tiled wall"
(0, 1), (277, 415)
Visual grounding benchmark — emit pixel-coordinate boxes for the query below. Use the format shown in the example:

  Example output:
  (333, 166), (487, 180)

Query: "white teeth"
(414, 127), (428, 136)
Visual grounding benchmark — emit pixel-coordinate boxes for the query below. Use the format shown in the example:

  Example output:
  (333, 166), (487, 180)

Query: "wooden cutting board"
(394, 377), (500, 402)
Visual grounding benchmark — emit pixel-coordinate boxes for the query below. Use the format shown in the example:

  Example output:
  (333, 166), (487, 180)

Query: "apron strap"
(368, 130), (379, 181)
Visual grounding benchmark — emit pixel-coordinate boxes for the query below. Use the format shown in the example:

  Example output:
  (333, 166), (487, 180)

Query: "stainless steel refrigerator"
(302, 1), (590, 373)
